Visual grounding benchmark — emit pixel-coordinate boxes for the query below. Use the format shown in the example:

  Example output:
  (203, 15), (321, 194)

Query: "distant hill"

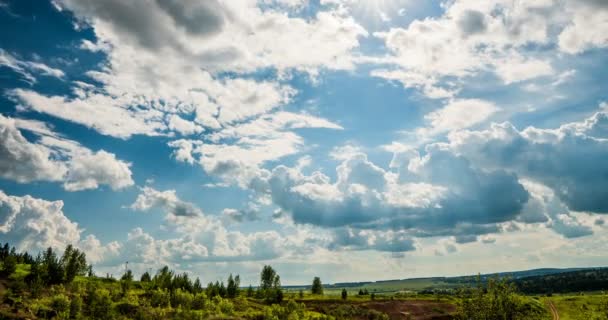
(285, 267), (607, 294)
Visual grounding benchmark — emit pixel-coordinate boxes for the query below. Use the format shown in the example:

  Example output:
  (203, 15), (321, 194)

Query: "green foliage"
(1, 254), (17, 277)
(140, 271), (152, 282)
(261, 265), (279, 290)
(457, 276), (548, 320)
(69, 295), (82, 319)
(150, 288), (171, 308)
(312, 277), (323, 295)
(341, 289), (347, 300)
(172, 288), (194, 309)
(247, 285), (255, 297)
(61, 245), (88, 283)
(227, 273), (241, 298)
(215, 296), (235, 315)
(50, 294), (70, 319)
(191, 292), (207, 310)
(87, 288), (114, 320)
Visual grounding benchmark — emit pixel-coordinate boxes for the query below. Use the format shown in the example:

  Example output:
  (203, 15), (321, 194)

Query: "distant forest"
(515, 269), (608, 294)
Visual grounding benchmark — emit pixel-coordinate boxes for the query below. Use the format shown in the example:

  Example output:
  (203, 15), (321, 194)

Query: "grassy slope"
(541, 294), (607, 320)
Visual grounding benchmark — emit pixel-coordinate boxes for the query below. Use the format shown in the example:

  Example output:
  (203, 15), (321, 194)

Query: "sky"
(0, 0), (608, 286)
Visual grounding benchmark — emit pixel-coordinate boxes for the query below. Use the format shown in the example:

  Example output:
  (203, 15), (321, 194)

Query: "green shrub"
(69, 295), (82, 319)
(50, 294), (70, 319)
(213, 296), (235, 315)
(150, 289), (171, 308)
(88, 288), (114, 320)
(172, 288), (194, 309)
(192, 292), (208, 310)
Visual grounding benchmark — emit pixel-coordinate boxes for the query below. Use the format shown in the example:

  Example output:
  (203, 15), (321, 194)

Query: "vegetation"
(311, 277), (323, 295)
(456, 276), (549, 320)
(1, 242), (607, 319)
(542, 293), (608, 320)
(516, 269), (608, 294)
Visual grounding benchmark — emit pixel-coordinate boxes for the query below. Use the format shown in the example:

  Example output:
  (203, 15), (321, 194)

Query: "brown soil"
(303, 299), (456, 320)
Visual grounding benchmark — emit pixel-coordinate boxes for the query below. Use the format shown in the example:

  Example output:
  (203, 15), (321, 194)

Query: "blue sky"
(1, 0), (608, 285)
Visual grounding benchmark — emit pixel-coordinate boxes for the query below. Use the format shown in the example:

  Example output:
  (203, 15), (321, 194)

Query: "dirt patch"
(364, 300), (455, 320)
(302, 299), (456, 320)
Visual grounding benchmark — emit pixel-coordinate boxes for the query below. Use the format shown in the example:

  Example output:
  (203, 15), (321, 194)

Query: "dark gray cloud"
(258, 147), (528, 241)
(58, 0), (227, 50)
(457, 10), (487, 36)
(155, 0), (226, 36)
(449, 108), (608, 214)
(330, 228), (416, 252)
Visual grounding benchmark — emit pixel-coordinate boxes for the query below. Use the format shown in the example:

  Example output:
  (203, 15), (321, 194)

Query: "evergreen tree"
(341, 288), (348, 300)
(61, 244), (87, 283)
(43, 247), (64, 285)
(1, 254), (16, 276)
(140, 271), (152, 282)
(193, 277), (203, 293)
(227, 274), (241, 298)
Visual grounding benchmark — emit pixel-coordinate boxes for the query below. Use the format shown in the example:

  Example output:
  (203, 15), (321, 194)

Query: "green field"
(541, 293), (608, 320)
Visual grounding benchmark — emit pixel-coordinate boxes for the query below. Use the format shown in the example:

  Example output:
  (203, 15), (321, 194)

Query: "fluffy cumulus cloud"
(0, 190), (80, 251)
(0, 191), (119, 264)
(10, 0), (364, 143)
(447, 105), (608, 214)
(245, 105), (608, 249)
(371, 0), (608, 98)
(130, 187), (202, 217)
(0, 115), (133, 191)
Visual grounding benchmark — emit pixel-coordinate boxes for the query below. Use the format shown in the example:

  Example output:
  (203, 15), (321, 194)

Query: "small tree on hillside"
(61, 244), (88, 282)
(311, 277), (323, 295)
(259, 265), (283, 303)
(341, 289), (348, 300)
(260, 265), (278, 290)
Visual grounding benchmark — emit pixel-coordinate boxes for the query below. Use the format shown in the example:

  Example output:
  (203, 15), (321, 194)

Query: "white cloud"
(0, 191), (117, 263)
(0, 190), (80, 251)
(369, 0), (608, 98)
(418, 99), (499, 137)
(558, 1), (608, 54)
(131, 187), (202, 217)
(0, 49), (65, 84)
(0, 114), (133, 191)
(169, 111), (342, 186)
(64, 150), (134, 191)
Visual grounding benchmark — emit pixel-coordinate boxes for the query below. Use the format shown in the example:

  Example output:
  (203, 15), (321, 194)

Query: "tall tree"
(311, 277), (323, 295)
(43, 247), (64, 285)
(62, 244), (88, 282)
(193, 277), (203, 293)
(260, 265), (277, 290)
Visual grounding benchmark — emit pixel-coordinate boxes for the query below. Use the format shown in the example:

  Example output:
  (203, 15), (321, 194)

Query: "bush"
(172, 288), (194, 309)
(192, 292), (208, 310)
(88, 288), (114, 320)
(213, 296), (234, 315)
(50, 294), (70, 319)
(150, 289), (171, 308)
(69, 295), (82, 319)
(116, 301), (139, 317)
(1, 255), (17, 276)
